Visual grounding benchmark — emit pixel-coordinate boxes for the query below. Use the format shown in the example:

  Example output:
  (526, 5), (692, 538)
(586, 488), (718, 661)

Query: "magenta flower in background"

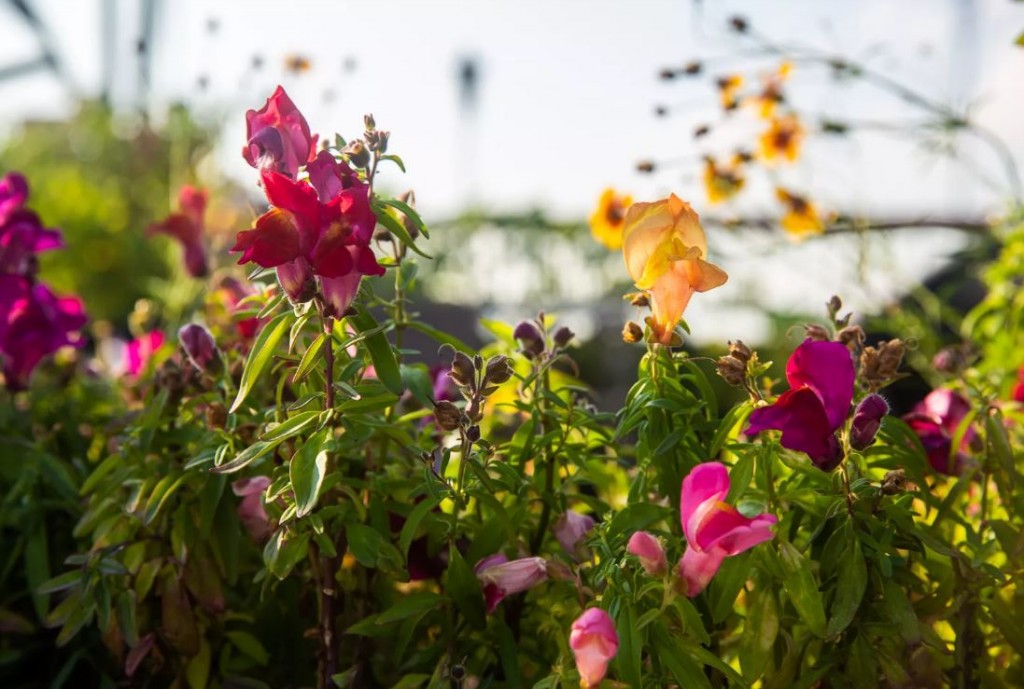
(124, 331), (165, 378)
(1013, 367), (1024, 404)
(0, 172), (28, 225)
(0, 279), (87, 390)
(850, 394), (889, 450)
(554, 511), (596, 560)
(242, 85), (317, 179)
(903, 389), (974, 475)
(627, 531), (667, 576)
(148, 186), (209, 278)
(474, 554), (548, 613)
(746, 339), (855, 471)
(569, 608), (619, 688)
(0, 209), (64, 277)
(178, 323), (219, 373)
(232, 476), (273, 541)
(678, 462), (776, 597)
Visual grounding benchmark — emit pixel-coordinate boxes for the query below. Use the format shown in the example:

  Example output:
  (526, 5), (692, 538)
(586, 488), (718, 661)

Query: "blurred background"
(2, 0), (1022, 405)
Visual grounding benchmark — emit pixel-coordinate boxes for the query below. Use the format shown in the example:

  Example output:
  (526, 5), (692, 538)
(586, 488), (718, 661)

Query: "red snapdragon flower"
(903, 389), (974, 475)
(242, 85), (317, 179)
(0, 172), (29, 225)
(1012, 367), (1024, 404)
(148, 186), (209, 278)
(746, 339), (855, 470)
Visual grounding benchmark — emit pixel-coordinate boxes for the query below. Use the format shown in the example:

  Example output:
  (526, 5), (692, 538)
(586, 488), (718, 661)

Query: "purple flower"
(903, 389), (974, 475)
(746, 339), (855, 471)
(0, 278), (87, 390)
(474, 554), (548, 613)
(850, 394), (889, 450)
(553, 511), (596, 560)
(0, 209), (64, 277)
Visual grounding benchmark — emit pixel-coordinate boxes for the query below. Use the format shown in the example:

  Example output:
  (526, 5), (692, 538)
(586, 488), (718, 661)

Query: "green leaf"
(262, 410), (320, 442)
(708, 551), (751, 623)
(143, 474), (188, 525)
(378, 197), (430, 239)
(293, 333), (327, 384)
(376, 592), (442, 625)
(741, 585), (779, 681)
(211, 440), (280, 475)
(263, 529), (310, 579)
(446, 548), (485, 631)
(117, 590), (138, 647)
(350, 309), (403, 395)
(615, 603), (643, 689)
(347, 524), (387, 568)
(826, 538), (867, 636)
(37, 570), (83, 595)
(185, 638), (211, 689)
(606, 503), (670, 540)
(1016, 29), (1024, 46)
(226, 631), (270, 665)
(778, 541), (826, 637)
(400, 365), (435, 408)
(651, 622), (712, 689)
(406, 321), (473, 354)
(230, 311), (294, 413)
(389, 675), (430, 689)
(25, 522), (50, 620)
(291, 430), (330, 518)
(380, 154), (406, 173)
(372, 202), (432, 258)
(398, 497), (439, 560)
(55, 604), (93, 647)
(494, 620), (521, 687)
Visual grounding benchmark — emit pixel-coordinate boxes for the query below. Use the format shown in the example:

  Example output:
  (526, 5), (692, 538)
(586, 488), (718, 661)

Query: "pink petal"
(785, 339), (855, 430)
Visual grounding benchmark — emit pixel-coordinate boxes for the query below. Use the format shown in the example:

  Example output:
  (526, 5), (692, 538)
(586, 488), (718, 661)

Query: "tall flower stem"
(317, 307), (339, 688)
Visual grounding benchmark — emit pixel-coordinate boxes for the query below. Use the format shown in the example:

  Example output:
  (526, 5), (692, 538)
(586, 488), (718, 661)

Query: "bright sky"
(3, 0), (1023, 343)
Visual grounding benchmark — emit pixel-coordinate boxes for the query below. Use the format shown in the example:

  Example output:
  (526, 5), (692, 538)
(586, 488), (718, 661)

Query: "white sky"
(2, 0), (1023, 343)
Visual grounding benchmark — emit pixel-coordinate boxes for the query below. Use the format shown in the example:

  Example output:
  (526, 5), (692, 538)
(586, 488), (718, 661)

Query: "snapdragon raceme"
(746, 338), (855, 471)
(679, 462), (776, 597)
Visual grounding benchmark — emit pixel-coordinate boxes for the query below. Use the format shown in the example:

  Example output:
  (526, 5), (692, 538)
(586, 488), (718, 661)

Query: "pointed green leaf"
(291, 430), (330, 518)
(230, 312), (294, 413)
(349, 309), (403, 395)
(778, 542), (826, 637)
(446, 549), (485, 631)
(293, 332), (327, 384)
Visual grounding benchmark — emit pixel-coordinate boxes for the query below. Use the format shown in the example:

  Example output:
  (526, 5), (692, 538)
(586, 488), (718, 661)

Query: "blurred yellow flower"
(716, 75), (744, 111)
(589, 189), (633, 250)
(776, 188), (825, 237)
(702, 155), (747, 204)
(284, 54), (312, 74)
(748, 62), (792, 119)
(759, 114), (804, 162)
(622, 195), (728, 344)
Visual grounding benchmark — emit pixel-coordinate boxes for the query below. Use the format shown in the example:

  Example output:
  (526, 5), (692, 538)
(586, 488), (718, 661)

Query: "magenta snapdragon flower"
(569, 608), (619, 688)
(0, 278), (86, 389)
(242, 86), (317, 179)
(0, 172), (29, 225)
(474, 554), (548, 613)
(746, 339), (855, 470)
(678, 462), (776, 597)
(903, 389), (974, 475)
(148, 186), (209, 278)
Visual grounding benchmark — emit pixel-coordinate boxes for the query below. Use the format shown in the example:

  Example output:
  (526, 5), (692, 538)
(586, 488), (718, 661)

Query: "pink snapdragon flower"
(148, 186), (209, 277)
(903, 389), (974, 475)
(242, 85), (317, 179)
(627, 531), (667, 576)
(678, 462), (776, 597)
(0, 172), (29, 225)
(569, 608), (619, 688)
(0, 278), (87, 390)
(474, 554), (548, 613)
(125, 331), (165, 377)
(746, 339), (855, 471)
(232, 476), (273, 541)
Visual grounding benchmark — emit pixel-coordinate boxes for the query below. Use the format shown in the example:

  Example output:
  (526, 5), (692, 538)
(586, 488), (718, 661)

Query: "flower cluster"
(0, 172), (87, 390)
(231, 86), (386, 319)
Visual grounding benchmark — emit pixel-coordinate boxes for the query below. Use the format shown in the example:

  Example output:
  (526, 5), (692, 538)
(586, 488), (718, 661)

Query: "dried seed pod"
(622, 321), (644, 344)
(433, 401), (463, 431)
(484, 355), (514, 386)
(716, 355), (746, 386)
(727, 340), (752, 363)
(804, 324), (830, 341)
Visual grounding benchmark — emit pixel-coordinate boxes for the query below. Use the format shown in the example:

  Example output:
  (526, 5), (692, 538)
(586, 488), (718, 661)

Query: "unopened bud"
(804, 324), (830, 341)
(276, 258), (316, 303)
(342, 140), (369, 168)
(636, 160), (656, 174)
(627, 531), (667, 577)
(827, 295), (843, 317)
(553, 326), (574, 349)
(465, 425), (481, 443)
(629, 292), (650, 308)
(837, 325), (865, 351)
(398, 190), (418, 239)
(448, 351), (476, 388)
(363, 113), (376, 132)
(729, 15), (749, 33)
(178, 323), (220, 373)
(622, 321), (644, 344)
(658, 68), (677, 81)
(366, 130), (389, 153)
(433, 401), (463, 431)
(850, 394), (888, 450)
(881, 468), (906, 495)
(484, 355), (514, 386)
(716, 355), (746, 386)
(727, 340), (752, 363)
(513, 320), (545, 359)
(683, 61), (702, 75)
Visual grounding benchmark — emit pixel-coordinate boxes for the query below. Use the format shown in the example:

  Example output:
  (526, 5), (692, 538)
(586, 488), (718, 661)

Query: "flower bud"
(636, 160), (655, 174)
(727, 340), (752, 363)
(827, 295), (842, 318)
(628, 292), (650, 308)
(552, 326), (574, 349)
(716, 355), (746, 386)
(342, 140), (370, 168)
(448, 351), (476, 388)
(683, 60), (702, 75)
(513, 320), (545, 359)
(622, 321), (644, 344)
(881, 468), (906, 495)
(178, 323), (220, 373)
(729, 15), (749, 33)
(627, 531), (667, 576)
(484, 355), (514, 386)
(363, 113), (376, 132)
(850, 394), (888, 450)
(433, 400), (463, 431)
(553, 511), (595, 560)
(570, 609), (619, 689)
(465, 425), (481, 443)
(837, 325), (865, 352)
(804, 324), (830, 341)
